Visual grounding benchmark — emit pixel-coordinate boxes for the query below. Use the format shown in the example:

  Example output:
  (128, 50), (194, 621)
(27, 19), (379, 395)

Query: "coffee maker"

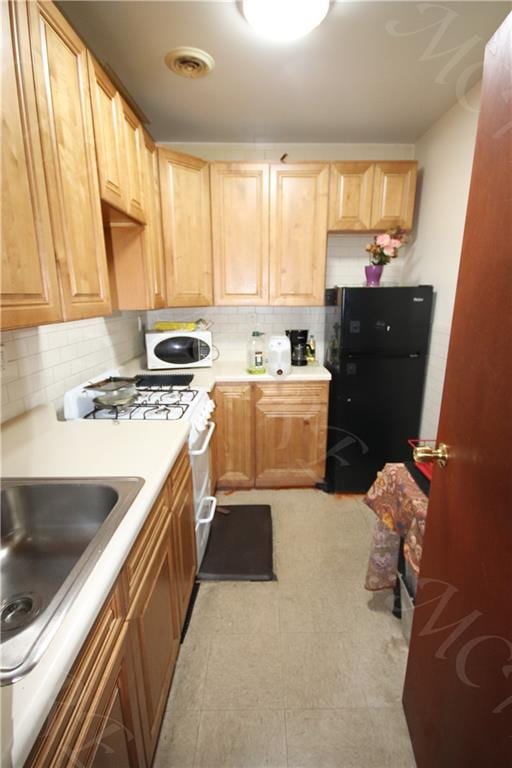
(286, 329), (308, 366)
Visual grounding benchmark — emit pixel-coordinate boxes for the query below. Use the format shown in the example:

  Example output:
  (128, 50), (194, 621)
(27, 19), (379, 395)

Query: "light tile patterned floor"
(154, 489), (416, 768)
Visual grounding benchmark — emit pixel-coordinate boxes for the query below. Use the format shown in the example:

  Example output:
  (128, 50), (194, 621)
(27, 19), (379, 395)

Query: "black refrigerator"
(323, 286), (433, 493)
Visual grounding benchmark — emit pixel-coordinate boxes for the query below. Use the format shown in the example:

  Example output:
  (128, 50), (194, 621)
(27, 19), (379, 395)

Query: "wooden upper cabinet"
(159, 149), (213, 306)
(269, 163), (329, 306)
(370, 161), (417, 230)
(120, 98), (146, 223)
(27, 0), (111, 321)
(87, 54), (126, 212)
(141, 134), (166, 308)
(328, 161), (374, 231)
(211, 163), (269, 305)
(1, 1), (62, 330)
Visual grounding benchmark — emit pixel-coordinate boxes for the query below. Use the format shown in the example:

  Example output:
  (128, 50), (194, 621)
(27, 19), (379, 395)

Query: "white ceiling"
(58, 1), (510, 143)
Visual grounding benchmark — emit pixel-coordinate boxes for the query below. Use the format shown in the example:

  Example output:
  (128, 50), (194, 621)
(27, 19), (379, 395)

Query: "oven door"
(146, 333), (212, 369)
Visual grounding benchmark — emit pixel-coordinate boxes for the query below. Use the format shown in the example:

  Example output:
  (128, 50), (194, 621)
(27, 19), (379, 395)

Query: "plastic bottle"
(306, 334), (316, 364)
(247, 331), (266, 374)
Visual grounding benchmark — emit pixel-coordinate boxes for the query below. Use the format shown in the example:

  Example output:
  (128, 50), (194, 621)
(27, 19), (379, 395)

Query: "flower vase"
(365, 265), (383, 287)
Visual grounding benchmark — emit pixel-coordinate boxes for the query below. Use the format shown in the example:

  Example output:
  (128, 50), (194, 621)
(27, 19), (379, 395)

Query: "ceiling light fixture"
(243, 0), (330, 42)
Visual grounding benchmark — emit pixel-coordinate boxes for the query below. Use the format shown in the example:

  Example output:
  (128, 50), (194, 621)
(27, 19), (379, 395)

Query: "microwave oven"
(146, 331), (213, 369)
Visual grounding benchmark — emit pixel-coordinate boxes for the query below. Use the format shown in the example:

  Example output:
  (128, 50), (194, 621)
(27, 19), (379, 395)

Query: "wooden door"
(211, 162), (269, 305)
(269, 163), (329, 306)
(129, 531), (181, 764)
(403, 16), (512, 768)
(1, 0), (61, 330)
(120, 98), (145, 223)
(80, 628), (146, 768)
(254, 383), (328, 487)
(370, 160), (417, 230)
(28, 0), (111, 321)
(141, 134), (166, 308)
(171, 466), (197, 625)
(159, 149), (213, 306)
(88, 55), (126, 212)
(214, 384), (254, 488)
(328, 161), (374, 231)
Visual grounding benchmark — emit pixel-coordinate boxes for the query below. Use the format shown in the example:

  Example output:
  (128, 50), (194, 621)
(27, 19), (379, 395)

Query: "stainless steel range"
(63, 371), (217, 568)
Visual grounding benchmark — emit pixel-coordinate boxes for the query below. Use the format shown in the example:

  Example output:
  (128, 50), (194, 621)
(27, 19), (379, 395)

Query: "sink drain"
(1, 593), (42, 632)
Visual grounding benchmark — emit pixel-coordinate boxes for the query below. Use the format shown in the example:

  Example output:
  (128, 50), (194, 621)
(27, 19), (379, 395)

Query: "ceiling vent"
(164, 47), (215, 79)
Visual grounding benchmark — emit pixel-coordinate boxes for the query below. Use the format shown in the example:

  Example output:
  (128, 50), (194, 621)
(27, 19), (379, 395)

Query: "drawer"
(254, 382), (329, 404)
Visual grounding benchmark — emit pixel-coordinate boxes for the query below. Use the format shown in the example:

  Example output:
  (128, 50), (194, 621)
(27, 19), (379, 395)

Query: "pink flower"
(390, 238), (402, 249)
(376, 233), (391, 247)
(383, 246), (395, 256)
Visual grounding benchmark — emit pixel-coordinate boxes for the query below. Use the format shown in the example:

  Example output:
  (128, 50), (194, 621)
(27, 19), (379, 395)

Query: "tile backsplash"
(0, 312), (143, 422)
(146, 305), (326, 363)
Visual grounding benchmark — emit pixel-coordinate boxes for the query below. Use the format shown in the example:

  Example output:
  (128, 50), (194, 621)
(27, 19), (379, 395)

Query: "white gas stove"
(63, 370), (217, 568)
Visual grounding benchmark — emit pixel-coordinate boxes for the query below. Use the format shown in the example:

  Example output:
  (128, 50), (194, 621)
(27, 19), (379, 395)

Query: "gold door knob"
(413, 442), (449, 467)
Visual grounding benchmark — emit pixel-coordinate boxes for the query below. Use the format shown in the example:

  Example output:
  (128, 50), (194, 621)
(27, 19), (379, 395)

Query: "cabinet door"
(269, 163), (329, 306)
(370, 161), (417, 230)
(211, 163), (269, 305)
(328, 161), (374, 231)
(142, 134), (166, 308)
(76, 627), (146, 768)
(88, 55), (126, 212)
(159, 149), (213, 306)
(28, 0), (111, 321)
(254, 384), (328, 487)
(214, 384), (254, 488)
(170, 466), (197, 625)
(120, 98), (146, 223)
(1, 1), (61, 330)
(129, 528), (181, 764)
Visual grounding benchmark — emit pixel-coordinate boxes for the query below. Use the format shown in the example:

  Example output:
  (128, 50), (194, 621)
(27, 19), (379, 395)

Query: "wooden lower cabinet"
(213, 384), (255, 489)
(254, 383), (328, 487)
(27, 448), (196, 768)
(129, 530), (181, 764)
(213, 382), (328, 489)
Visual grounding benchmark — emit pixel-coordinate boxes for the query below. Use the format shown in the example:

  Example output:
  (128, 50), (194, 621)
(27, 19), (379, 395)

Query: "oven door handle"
(196, 496), (217, 525)
(189, 420), (215, 456)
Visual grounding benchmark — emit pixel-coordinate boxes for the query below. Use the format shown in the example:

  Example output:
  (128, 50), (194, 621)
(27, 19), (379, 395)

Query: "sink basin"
(0, 477), (144, 685)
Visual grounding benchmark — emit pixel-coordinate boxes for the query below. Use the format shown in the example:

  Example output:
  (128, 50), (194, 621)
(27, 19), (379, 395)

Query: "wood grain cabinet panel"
(159, 149), (213, 306)
(120, 98), (146, 223)
(27, 0), (111, 321)
(141, 133), (166, 308)
(254, 383), (328, 487)
(211, 163), (269, 305)
(170, 467), (197, 624)
(87, 55), (126, 212)
(269, 163), (329, 306)
(129, 537), (181, 765)
(370, 161), (417, 230)
(1, 0), (61, 330)
(213, 384), (254, 488)
(328, 161), (374, 231)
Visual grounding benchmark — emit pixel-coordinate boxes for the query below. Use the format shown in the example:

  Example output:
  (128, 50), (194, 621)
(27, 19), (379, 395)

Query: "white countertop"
(119, 357), (331, 390)
(1, 405), (190, 767)
(0, 356), (331, 765)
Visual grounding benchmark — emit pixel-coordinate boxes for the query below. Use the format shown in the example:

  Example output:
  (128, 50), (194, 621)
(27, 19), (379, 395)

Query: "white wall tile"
(0, 312), (144, 421)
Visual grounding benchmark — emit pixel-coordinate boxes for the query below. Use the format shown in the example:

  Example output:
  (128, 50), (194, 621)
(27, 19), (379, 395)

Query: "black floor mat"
(197, 504), (275, 581)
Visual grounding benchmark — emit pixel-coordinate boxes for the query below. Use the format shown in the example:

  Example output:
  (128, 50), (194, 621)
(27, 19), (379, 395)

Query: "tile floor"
(154, 489), (416, 768)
